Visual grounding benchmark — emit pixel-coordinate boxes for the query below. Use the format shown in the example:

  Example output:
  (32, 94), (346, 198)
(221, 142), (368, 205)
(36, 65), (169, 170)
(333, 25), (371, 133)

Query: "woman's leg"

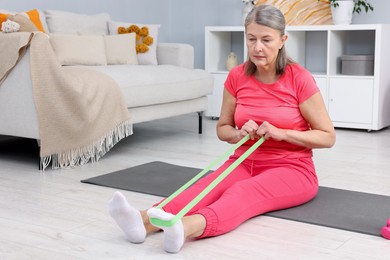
(161, 157), (253, 215)
(145, 157), (253, 253)
(108, 158), (250, 249)
(196, 158), (318, 238)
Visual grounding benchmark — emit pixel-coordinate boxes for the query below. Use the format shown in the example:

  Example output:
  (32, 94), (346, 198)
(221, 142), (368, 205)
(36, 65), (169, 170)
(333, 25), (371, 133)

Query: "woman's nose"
(254, 41), (263, 52)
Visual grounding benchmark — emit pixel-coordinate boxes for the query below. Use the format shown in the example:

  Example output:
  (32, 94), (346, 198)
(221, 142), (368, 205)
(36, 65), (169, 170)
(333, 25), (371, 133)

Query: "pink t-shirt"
(224, 62), (319, 161)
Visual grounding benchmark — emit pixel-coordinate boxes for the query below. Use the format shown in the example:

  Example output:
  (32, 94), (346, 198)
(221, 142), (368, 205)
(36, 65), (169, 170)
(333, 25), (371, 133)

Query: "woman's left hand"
(256, 121), (286, 141)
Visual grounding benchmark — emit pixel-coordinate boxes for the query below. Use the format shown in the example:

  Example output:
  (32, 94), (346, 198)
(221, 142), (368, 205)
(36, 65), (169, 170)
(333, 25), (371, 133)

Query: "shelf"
(209, 70), (229, 74)
(204, 25), (390, 131)
(205, 27), (246, 72)
(287, 30), (328, 73)
(329, 74), (374, 79)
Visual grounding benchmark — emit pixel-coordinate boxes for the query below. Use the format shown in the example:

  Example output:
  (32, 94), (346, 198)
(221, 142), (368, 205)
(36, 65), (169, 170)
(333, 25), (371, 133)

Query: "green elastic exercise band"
(149, 135), (265, 227)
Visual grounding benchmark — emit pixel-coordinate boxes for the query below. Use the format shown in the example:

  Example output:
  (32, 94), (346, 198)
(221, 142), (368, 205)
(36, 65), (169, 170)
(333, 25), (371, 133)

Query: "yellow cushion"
(0, 9), (44, 32)
(26, 9), (44, 32)
(0, 13), (7, 25)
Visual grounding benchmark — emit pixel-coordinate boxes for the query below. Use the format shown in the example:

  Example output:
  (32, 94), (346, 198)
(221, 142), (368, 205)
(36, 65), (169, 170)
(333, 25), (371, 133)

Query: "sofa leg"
(197, 111), (204, 134)
(36, 139), (42, 171)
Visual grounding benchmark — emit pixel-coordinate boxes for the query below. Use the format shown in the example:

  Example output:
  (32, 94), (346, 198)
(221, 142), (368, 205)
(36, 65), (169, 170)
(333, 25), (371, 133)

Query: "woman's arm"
(256, 92), (336, 148)
(216, 89), (239, 144)
(216, 89), (258, 144)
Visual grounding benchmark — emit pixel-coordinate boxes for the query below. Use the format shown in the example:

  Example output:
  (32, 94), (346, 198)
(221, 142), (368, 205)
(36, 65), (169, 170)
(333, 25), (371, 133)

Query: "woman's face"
(246, 22), (287, 70)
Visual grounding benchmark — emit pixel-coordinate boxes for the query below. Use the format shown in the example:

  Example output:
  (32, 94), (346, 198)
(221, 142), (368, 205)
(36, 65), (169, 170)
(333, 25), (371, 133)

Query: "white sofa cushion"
(50, 34), (139, 66)
(157, 43), (194, 69)
(50, 34), (107, 65)
(82, 65), (214, 108)
(104, 34), (138, 65)
(108, 21), (159, 65)
(44, 10), (110, 35)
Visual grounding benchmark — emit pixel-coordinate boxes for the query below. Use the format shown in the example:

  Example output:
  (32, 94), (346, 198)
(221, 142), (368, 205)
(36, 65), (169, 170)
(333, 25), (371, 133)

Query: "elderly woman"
(108, 4), (335, 253)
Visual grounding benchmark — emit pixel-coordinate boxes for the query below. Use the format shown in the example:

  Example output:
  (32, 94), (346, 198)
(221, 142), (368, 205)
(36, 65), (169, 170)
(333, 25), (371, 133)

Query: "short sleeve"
(294, 66), (320, 104)
(224, 64), (245, 97)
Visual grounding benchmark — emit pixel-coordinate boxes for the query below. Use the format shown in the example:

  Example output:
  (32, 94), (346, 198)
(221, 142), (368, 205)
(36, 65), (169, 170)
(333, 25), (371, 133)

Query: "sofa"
(0, 9), (214, 170)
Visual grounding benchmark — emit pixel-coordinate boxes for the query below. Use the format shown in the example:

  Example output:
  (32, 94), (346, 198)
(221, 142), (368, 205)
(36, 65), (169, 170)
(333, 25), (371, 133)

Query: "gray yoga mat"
(81, 161), (390, 237)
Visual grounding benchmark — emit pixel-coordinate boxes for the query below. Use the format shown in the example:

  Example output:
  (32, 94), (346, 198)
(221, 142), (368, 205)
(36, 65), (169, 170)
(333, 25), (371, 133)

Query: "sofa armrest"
(157, 43), (194, 69)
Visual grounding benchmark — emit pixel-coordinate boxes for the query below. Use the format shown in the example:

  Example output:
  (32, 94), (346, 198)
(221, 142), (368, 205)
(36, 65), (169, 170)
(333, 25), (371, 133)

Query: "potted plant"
(329, 0), (374, 14)
(321, 0), (374, 24)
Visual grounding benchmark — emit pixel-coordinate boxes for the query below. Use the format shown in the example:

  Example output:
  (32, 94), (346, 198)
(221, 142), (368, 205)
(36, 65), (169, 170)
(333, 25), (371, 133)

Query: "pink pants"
(161, 155), (318, 238)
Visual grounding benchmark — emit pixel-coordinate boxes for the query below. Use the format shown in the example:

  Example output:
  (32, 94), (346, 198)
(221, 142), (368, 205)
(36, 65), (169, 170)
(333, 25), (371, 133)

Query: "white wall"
(0, 0), (388, 68)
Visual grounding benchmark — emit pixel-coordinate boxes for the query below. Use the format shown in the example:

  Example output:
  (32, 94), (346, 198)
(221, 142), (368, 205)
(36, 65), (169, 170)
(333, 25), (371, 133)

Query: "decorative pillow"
(1, 19), (20, 33)
(36, 9), (50, 33)
(8, 14), (39, 32)
(0, 13), (8, 29)
(45, 10), (110, 35)
(108, 21), (160, 65)
(49, 34), (107, 66)
(0, 9), (45, 32)
(104, 34), (138, 65)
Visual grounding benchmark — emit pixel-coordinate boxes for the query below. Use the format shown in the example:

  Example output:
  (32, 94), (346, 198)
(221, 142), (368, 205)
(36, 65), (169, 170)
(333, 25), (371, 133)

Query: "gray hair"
(244, 5), (294, 76)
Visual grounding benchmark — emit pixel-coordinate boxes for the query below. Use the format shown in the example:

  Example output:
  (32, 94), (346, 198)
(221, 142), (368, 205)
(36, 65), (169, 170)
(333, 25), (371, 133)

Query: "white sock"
(108, 191), (146, 243)
(147, 207), (185, 254)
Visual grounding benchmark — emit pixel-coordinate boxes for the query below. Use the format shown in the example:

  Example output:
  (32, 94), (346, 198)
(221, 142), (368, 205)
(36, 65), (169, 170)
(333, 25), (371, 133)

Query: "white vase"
(331, 0), (354, 25)
(226, 52), (238, 71)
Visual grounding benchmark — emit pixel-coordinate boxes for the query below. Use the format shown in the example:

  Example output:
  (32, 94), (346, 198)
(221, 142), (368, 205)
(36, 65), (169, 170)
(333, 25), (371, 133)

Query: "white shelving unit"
(204, 25), (390, 131)
(204, 26), (246, 118)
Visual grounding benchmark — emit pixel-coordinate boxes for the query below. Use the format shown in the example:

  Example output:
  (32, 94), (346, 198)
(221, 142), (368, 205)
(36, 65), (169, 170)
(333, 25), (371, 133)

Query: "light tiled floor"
(1, 114), (390, 259)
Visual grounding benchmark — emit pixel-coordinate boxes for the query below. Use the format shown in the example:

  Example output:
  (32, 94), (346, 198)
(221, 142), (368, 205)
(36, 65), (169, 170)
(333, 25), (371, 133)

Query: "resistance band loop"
(150, 135), (265, 227)
(156, 134), (250, 209)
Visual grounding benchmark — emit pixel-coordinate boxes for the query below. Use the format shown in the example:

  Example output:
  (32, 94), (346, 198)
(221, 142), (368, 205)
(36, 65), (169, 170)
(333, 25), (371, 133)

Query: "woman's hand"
(256, 121), (286, 141)
(241, 120), (285, 141)
(240, 120), (261, 140)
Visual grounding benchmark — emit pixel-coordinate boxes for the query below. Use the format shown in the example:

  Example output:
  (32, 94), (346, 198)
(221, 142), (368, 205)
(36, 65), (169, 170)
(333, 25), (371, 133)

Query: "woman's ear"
(280, 34), (288, 49)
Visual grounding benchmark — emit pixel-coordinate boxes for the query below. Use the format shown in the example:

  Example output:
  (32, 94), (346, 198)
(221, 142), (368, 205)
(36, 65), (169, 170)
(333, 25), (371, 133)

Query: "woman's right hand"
(239, 120), (260, 140)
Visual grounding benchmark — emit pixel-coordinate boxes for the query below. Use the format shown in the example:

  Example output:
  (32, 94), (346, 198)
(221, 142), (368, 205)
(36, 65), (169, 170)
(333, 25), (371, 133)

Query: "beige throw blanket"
(1, 32), (132, 170)
(0, 32), (33, 85)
